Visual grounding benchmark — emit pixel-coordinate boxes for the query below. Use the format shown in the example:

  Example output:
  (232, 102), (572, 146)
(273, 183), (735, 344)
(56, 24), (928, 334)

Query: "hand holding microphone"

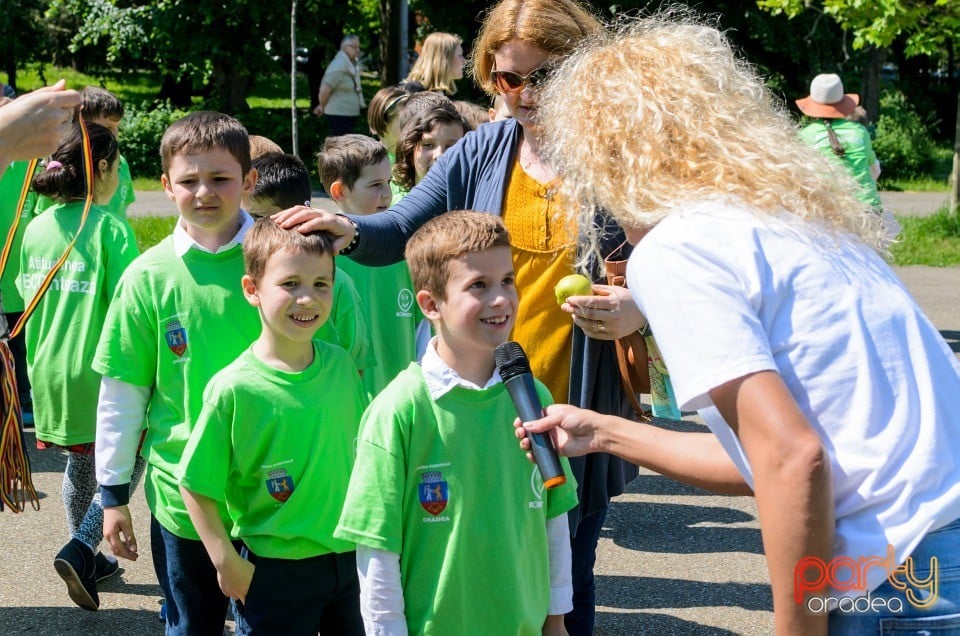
(495, 341), (567, 489)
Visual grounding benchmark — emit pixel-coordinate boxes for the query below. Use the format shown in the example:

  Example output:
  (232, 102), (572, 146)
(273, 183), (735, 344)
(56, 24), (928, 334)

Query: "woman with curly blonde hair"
(523, 15), (960, 636)
(404, 32), (466, 96)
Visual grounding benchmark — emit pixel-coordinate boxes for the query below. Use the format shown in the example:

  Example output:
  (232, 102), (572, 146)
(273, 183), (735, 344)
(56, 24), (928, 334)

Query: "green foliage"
(121, 102), (186, 179)
(129, 215), (178, 252)
(757, 0), (960, 55)
(873, 91), (937, 180)
(891, 209), (960, 266)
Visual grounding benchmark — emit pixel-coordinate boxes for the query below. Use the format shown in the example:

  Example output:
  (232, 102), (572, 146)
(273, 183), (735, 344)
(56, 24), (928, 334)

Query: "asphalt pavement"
(0, 190), (956, 635)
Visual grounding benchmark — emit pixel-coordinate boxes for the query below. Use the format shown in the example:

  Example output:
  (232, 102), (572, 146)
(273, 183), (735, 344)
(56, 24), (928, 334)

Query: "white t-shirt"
(626, 200), (960, 594)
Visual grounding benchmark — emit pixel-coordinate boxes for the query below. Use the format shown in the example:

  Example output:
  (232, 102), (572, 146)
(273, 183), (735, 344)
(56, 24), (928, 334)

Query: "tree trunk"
(860, 47), (884, 124)
(158, 74), (194, 109)
(951, 84), (959, 217)
(4, 59), (16, 93)
(379, 0), (401, 85)
(211, 60), (251, 114)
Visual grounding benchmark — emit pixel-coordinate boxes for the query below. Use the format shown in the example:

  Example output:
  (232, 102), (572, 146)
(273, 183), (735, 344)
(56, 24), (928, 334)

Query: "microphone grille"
(494, 341), (530, 380)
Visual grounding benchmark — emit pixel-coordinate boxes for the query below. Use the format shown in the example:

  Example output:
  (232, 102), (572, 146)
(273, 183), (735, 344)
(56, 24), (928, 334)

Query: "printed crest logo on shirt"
(164, 320), (188, 357)
(419, 470), (448, 516)
(397, 288), (414, 313)
(266, 468), (295, 502)
(528, 466), (545, 509)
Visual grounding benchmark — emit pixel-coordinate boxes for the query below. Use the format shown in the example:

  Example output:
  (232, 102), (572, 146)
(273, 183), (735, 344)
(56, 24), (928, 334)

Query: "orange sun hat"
(796, 74), (859, 119)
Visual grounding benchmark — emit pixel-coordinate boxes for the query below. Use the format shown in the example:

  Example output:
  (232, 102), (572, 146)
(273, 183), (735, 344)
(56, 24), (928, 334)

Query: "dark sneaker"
(53, 538), (99, 611)
(94, 552), (120, 583)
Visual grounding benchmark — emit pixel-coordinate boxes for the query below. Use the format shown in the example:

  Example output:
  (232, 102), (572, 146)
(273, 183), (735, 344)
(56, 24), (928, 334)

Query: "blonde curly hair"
(539, 14), (885, 255)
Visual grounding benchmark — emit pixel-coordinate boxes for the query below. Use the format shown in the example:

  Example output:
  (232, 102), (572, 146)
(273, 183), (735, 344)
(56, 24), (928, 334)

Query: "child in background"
(488, 94), (511, 122)
(248, 134), (284, 159)
(244, 151), (373, 375)
(94, 111), (261, 633)
(18, 123), (143, 610)
(393, 102), (472, 194)
(367, 86), (409, 158)
(318, 134), (420, 398)
(367, 86), (411, 203)
(0, 160), (39, 424)
(79, 87), (135, 219)
(180, 219), (366, 635)
(453, 100), (489, 130)
(336, 211), (577, 635)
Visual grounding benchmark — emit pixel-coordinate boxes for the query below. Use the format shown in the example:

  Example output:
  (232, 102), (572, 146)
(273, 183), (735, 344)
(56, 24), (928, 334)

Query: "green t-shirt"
(314, 266), (374, 373)
(180, 343), (365, 559)
(92, 237), (261, 539)
(335, 364), (578, 635)
(799, 120), (881, 208)
(336, 257), (420, 399)
(17, 201), (138, 445)
(0, 161), (39, 313)
(104, 154), (136, 219)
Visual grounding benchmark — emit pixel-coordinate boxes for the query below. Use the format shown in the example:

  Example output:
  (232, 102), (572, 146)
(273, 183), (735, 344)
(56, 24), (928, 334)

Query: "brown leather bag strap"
(604, 242), (651, 419)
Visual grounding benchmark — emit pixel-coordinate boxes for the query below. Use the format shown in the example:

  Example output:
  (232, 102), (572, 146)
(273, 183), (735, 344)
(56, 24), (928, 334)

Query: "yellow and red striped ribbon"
(0, 117), (96, 511)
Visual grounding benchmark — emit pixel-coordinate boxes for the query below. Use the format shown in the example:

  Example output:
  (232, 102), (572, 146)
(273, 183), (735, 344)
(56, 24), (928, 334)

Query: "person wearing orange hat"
(797, 73), (883, 210)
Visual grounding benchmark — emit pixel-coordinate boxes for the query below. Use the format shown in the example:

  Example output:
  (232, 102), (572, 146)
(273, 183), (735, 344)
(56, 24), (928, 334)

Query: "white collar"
(172, 209), (254, 257)
(421, 337), (502, 400)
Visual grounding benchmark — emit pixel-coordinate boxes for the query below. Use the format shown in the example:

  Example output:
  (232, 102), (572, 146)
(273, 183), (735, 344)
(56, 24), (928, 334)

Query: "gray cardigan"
(348, 118), (638, 527)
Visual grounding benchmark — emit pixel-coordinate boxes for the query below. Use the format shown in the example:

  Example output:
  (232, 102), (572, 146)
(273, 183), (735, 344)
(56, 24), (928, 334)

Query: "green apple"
(554, 274), (593, 305)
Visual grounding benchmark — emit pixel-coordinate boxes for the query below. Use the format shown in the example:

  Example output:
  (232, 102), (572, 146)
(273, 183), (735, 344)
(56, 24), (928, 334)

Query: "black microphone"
(495, 341), (567, 489)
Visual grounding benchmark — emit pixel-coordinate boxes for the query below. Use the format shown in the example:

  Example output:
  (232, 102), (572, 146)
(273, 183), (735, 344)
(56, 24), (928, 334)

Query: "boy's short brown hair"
(243, 218), (336, 283)
(80, 86), (124, 121)
(160, 111), (251, 176)
(405, 211), (511, 299)
(316, 134), (388, 194)
(249, 134), (284, 159)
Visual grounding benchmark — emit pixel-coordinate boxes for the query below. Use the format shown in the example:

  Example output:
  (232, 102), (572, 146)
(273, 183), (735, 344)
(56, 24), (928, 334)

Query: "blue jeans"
(151, 516), (236, 636)
(829, 518), (960, 635)
(565, 508), (608, 636)
(235, 547), (363, 636)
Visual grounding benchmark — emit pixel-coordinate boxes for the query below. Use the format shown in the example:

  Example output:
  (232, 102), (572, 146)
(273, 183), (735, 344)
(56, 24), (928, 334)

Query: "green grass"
(129, 215), (177, 252)
(13, 65), (163, 107)
(879, 176), (950, 192)
(891, 208), (960, 266)
(132, 176), (163, 191)
(878, 147), (953, 192)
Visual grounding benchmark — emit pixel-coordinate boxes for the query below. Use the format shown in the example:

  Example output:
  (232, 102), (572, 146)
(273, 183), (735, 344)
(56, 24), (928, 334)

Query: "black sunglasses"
(490, 65), (554, 94)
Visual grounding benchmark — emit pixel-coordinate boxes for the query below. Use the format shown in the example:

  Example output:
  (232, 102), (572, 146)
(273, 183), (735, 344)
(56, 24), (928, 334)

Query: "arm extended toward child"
(517, 370), (834, 636)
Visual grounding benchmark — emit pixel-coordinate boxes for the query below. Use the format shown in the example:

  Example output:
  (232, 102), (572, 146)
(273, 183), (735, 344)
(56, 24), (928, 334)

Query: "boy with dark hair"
(243, 151), (373, 377)
(180, 219), (365, 635)
(317, 134), (421, 398)
(94, 111), (260, 633)
(336, 211), (577, 635)
(245, 152), (313, 217)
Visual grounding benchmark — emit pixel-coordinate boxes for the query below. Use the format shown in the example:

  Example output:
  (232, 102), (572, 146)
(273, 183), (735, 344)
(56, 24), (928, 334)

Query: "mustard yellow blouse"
(501, 157), (578, 403)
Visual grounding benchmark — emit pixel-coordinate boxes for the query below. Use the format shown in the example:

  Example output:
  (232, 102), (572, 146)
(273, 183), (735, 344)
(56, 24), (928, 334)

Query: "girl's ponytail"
(31, 123), (118, 202)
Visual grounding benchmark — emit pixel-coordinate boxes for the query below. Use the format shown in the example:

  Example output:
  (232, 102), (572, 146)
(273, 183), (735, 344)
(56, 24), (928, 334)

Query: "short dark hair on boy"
(397, 91), (452, 131)
(405, 210), (511, 299)
(394, 103), (471, 191)
(316, 134), (388, 194)
(251, 153), (312, 210)
(160, 111), (251, 176)
(249, 134), (284, 159)
(243, 217), (336, 283)
(80, 86), (124, 121)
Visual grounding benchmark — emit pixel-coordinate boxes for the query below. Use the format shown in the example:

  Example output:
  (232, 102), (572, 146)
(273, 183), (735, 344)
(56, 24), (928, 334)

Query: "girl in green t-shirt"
(20, 123), (144, 611)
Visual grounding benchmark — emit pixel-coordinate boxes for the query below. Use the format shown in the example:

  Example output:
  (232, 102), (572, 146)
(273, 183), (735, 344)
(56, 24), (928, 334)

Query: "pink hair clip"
(45, 160), (64, 171)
